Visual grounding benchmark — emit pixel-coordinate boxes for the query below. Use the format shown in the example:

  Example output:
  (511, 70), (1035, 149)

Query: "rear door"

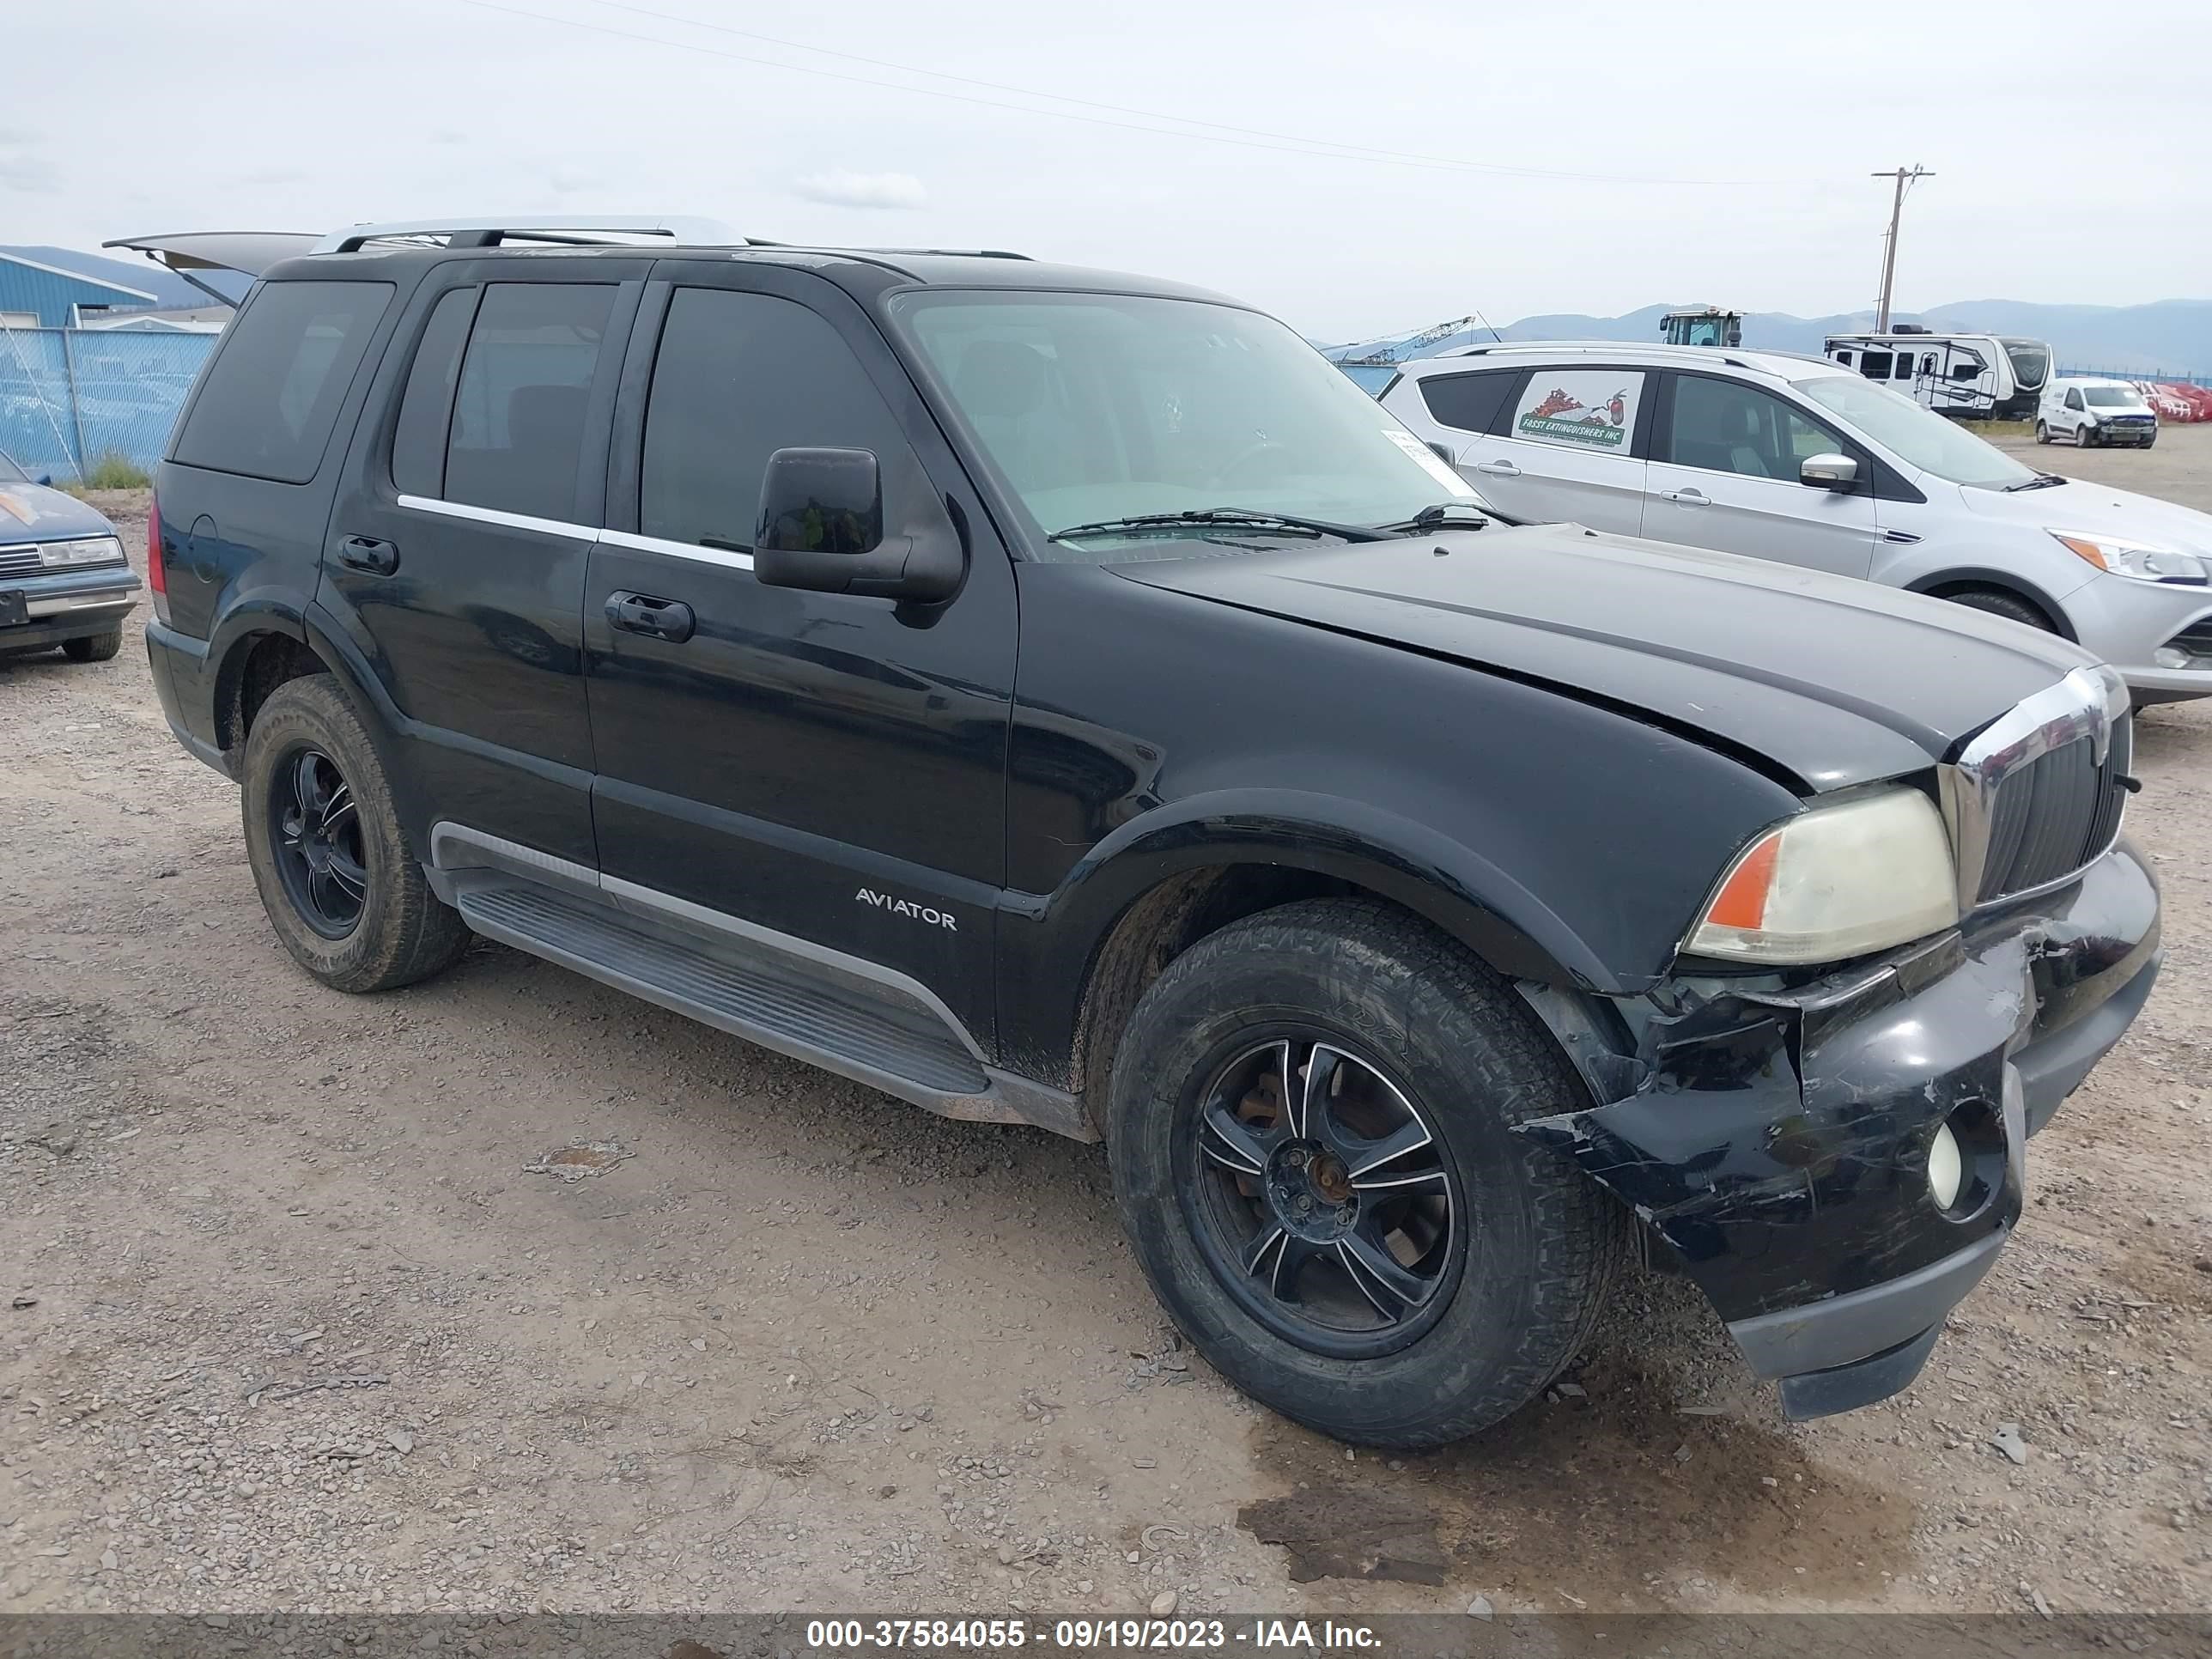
(1641, 370), (1880, 578)
(322, 262), (647, 867)
(1453, 366), (1651, 532)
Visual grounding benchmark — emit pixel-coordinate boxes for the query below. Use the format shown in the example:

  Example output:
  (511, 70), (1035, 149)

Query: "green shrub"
(77, 452), (153, 491)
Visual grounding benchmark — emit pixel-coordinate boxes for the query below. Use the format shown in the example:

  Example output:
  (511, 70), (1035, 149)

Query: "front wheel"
(2078, 423), (2099, 447)
(1108, 899), (1624, 1448)
(239, 675), (471, 993)
(2034, 421), (2051, 445)
(61, 627), (123, 663)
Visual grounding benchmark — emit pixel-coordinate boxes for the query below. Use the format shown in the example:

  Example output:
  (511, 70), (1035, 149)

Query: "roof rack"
(309, 216), (740, 255)
(1436, 340), (1761, 371)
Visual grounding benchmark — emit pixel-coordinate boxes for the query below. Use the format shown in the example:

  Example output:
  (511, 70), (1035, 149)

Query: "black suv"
(146, 220), (2160, 1447)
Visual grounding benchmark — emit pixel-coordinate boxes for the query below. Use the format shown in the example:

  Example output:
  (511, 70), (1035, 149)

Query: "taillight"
(146, 495), (170, 624)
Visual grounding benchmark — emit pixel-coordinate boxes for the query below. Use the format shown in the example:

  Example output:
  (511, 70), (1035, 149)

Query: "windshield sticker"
(1383, 428), (1478, 495)
(1512, 372), (1642, 450)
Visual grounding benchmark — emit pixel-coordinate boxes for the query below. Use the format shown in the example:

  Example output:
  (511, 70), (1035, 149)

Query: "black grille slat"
(0, 547), (43, 579)
(1974, 714), (2130, 905)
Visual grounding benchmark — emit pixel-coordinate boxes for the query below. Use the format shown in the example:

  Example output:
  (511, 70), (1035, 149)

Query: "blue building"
(0, 244), (237, 328)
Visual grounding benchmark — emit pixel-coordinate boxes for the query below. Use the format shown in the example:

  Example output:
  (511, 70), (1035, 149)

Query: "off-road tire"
(1108, 897), (1625, 1448)
(240, 675), (470, 993)
(61, 627), (123, 663)
(1943, 586), (2054, 633)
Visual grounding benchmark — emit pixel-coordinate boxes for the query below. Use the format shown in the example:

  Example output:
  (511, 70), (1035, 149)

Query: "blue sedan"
(0, 448), (142, 663)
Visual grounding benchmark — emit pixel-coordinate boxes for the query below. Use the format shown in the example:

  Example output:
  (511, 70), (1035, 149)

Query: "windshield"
(892, 291), (1474, 557)
(0, 450), (27, 484)
(2001, 339), (2050, 388)
(2083, 385), (2146, 408)
(1794, 372), (2039, 489)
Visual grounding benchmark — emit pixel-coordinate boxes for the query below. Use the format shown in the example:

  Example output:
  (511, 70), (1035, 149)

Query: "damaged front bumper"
(1521, 836), (2161, 1421)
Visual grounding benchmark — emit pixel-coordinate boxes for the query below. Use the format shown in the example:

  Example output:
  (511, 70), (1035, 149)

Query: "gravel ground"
(3, 428), (2211, 1618)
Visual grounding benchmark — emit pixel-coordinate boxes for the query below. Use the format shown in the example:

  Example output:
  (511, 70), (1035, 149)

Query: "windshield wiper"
(2002, 472), (2069, 491)
(1376, 502), (1513, 533)
(1048, 507), (1392, 544)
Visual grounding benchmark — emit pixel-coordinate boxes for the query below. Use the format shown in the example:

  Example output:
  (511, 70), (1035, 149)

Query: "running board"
(445, 874), (1093, 1139)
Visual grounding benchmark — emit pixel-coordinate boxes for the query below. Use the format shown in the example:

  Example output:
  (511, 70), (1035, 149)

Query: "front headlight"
(2051, 531), (2207, 584)
(38, 535), (125, 568)
(1685, 788), (1959, 965)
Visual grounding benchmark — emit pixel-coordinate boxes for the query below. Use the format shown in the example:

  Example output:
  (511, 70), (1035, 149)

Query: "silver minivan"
(1378, 343), (2212, 703)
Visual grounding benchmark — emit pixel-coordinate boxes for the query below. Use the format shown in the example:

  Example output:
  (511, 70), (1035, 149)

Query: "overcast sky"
(5, 0), (2205, 340)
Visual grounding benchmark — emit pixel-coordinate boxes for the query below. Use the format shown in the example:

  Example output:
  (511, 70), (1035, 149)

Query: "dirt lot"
(4, 428), (2211, 1619)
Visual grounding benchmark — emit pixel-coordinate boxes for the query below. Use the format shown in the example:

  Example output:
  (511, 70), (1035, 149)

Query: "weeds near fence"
(76, 452), (154, 490)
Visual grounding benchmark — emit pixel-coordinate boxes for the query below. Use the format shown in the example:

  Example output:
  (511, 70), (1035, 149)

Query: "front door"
(582, 263), (1017, 1048)
(324, 267), (645, 866)
(1640, 370), (1881, 580)
(1452, 367), (1650, 533)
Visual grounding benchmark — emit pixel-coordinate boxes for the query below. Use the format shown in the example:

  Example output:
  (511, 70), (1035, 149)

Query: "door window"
(390, 287), (480, 498)
(1893, 354), (1915, 380)
(443, 283), (617, 522)
(1666, 376), (1839, 481)
(639, 288), (908, 550)
(1834, 349), (1854, 368)
(1418, 370), (1519, 435)
(1859, 350), (1894, 379)
(2064, 388), (2084, 411)
(1506, 370), (1644, 453)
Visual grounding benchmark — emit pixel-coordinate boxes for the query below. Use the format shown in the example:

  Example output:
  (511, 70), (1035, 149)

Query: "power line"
(1870, 165), (1934, 331)
(574, 0), (1747, 187)
(457, 0), (1751, 189)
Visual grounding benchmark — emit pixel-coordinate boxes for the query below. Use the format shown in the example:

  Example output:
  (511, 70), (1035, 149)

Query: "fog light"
(1928, 1122), (1964, 1210)
(2154, 646), (2191, 670)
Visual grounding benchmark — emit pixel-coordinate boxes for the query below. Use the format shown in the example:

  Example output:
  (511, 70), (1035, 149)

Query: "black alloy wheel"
(1185, 1033), (1460, 1359)
(268, 746), (368, 938)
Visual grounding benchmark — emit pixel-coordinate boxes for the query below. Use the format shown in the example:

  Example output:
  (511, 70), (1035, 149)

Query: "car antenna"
(1474, 308), (1504, 343)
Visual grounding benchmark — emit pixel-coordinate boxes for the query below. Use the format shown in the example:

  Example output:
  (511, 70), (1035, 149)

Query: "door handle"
(605, 591), (696, 644)
(1658, 488), (1709, 504)
(1472, 459), (1521, 477)
(337, 535), (399, 575)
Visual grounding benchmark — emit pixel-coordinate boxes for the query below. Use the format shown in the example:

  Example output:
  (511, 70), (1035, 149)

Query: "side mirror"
(1801, 453), (1859, 491)
(752, 447), (965, 604)
(1426, 441), (1456, 466)
(34, 472), (52, 487)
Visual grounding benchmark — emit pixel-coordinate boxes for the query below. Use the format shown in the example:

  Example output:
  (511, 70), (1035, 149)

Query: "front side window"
(1666, 375), (1837, 481)
(2065, 388), (2084, 411)
(639, 287), (908, 550)
(1795, 372), (2036, 489)
(443, 283), (617, 521)
(172, 280), (392, 484)
(1505, 371), (1645, 453)
(893, 291), (1473, 558)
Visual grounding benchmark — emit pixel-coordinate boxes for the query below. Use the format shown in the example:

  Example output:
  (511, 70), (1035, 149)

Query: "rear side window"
(390, 287), (480, 498)
(639, 288), (906, 549)
(171, 280), (392, 483)
(443, 283), (617, 522)
(1418, 371), (1518, 435)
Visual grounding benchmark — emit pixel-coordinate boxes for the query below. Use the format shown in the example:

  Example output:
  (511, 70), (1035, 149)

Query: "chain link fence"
(0, 325), (217, 482)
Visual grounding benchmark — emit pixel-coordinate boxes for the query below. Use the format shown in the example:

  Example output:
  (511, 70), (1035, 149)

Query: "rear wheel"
(1108, 898), (1623, 1448)
(240, 675), (471, 993)
(1943, 586), (2055, 632)
(61, 628), (123, 663)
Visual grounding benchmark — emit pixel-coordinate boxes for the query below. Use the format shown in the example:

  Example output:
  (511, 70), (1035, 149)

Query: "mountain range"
(1328, 300), (2212, 377)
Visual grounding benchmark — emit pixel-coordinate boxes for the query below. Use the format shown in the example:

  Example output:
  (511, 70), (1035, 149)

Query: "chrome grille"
(1948, 667), (2130, 908)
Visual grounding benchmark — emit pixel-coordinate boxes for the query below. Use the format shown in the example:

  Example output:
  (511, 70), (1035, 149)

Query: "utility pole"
(1871, 166), (1934, 332)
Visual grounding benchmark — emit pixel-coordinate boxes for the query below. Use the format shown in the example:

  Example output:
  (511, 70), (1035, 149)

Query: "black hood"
(1109, 523), (2098, 793)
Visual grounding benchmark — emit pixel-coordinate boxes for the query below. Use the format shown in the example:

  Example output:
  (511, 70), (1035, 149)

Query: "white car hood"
(1959, 475), (2212, 555)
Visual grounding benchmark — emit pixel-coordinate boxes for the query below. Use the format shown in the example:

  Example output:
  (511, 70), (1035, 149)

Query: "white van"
(2039, 377), (2159, 449)
(1822, 330), (2051, 421)
(1376, 341), (2212, 702)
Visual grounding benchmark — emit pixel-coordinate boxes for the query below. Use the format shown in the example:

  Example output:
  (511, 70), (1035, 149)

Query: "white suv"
(1377, 343), (2212, 703)
(2038, 376), (2159, 449)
